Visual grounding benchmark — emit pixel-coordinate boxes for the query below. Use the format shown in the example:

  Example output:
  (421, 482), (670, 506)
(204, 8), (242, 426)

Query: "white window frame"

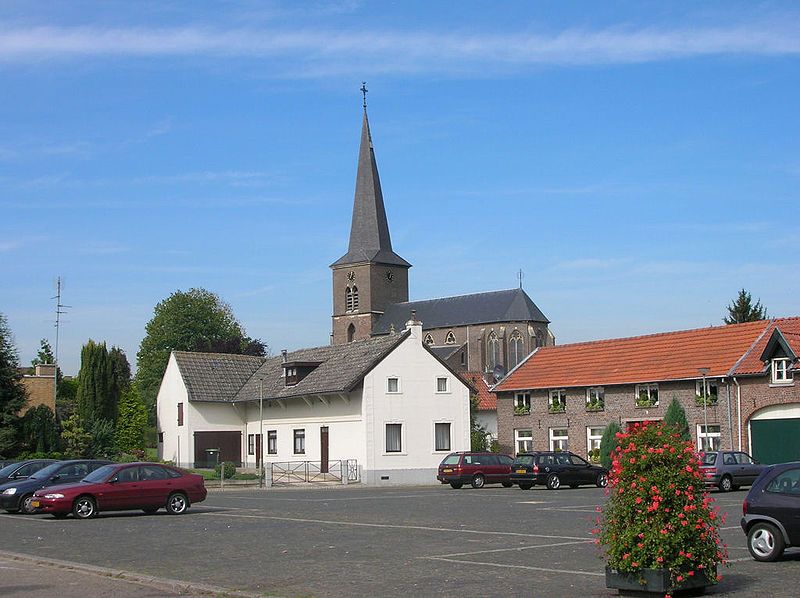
(697, 424), (721, 452)
(293, 428), (305, 455)
(435, 376), (450, 393)
(267, 430), (277, 455)
(695, 379), (719, 402)
(587, 427), (604, 457)
(514, 429), (533, 454)
(514, 391), (531, 413)
(433, 422), (452, 452)
(635, 383), (659, 407)
(586, 386), (605, 410)
(550, 427), (569, 451)
(771, 358), (793, 384)
(384, 422), (405, 455)
(549, 389), (566, 412)
(387, 376), (401, 394)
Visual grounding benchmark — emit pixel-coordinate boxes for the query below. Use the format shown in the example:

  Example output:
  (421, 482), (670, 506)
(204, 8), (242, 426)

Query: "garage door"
(751, 404), (800, 464)
(194, 431), (242, 468)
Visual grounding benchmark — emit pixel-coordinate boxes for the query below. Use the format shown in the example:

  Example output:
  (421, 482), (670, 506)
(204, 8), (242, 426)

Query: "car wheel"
(596, 473), (608, 488)
(142, 507), (159, 515)
(166, 492), (189, 515)
(546, 473), (561, 490)
(471, 474), (485, 489)
(719, 475), (733, 492)
(519, 482), (533, 490)
(72, 496), (97, 520)
(449, 482), (463, 489)
(20, 494), (36, 515)
(748, 522), (785, 562)
(501, 481), (513, 488)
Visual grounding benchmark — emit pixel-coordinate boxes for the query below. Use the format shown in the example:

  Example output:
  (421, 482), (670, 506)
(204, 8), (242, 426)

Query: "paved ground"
(1, 484), (799, 597)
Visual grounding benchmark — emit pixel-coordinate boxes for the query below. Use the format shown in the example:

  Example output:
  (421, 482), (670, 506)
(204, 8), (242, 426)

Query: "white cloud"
(0, 22), (797, 74)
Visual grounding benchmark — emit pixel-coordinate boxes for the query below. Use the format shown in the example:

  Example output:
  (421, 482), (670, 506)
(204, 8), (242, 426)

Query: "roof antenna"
(517, 268), (524, 289)
(360, 81), (368, 109)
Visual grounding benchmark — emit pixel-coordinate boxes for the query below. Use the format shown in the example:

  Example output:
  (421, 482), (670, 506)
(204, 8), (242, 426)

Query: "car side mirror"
(107, 477), (118, 484)
(50, 474), (61, 481)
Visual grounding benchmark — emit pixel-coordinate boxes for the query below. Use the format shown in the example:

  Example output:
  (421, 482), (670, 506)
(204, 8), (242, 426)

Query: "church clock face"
(347, 271), (356, 282)
(385, 269), (394, 283)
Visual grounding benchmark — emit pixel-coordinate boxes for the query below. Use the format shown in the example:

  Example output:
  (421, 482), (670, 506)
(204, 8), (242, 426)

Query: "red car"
(31, 462), (207, 519)
(436, 452), (514, 489)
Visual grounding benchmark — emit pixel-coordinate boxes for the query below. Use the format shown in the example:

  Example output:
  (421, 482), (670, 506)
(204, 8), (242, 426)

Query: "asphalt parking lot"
(1, 484), (799, 597)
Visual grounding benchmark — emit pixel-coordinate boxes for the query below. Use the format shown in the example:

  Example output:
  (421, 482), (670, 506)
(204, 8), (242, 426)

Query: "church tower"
(331, 98), (411, 344)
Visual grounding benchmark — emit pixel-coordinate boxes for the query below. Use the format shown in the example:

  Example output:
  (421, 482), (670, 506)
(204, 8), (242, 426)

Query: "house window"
(514, 392), (531, 415)
(696, 379), (719, 404)
(549, 389), (566, 413)
(587, 427), (604, 461)
(293, 429), (305, 454)
(157, 432), (164, 444)
(387, 377), (401, 393)
(550, 428), (569, 451)
(445, 331), (456, 345)
(586, 387), (604, 411)
(177, 403), (184, 427)
(434, 423), (451, 451)
(267, 430), (277, 454)
(515, 429), (533, 454)
(247, 434), (255, 455)
(436, 377), (449, 393)
(424, 333), (434, 345)
(486, 332), (500, 371)
(772, 358), (793, 384)
(386, 423), (402, 453)
(508, 330), (524, 370)
(697, 424), (721, 451)
(347, 323), (355, 343)
(635, 383), (659, 407)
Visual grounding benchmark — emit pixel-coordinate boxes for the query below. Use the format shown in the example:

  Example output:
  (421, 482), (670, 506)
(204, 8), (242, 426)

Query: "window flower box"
(548, 405), (566, 414)
(586, 400), (605, 412)
(513, 405), (531, 416)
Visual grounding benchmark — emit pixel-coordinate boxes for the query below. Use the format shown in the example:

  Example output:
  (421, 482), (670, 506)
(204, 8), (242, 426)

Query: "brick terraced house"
(493, 318), (800, 464)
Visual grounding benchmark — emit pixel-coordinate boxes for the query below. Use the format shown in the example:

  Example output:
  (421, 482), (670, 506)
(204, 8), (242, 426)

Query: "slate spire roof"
(331, 108), (411, 268)
(373, 288), (549, 335)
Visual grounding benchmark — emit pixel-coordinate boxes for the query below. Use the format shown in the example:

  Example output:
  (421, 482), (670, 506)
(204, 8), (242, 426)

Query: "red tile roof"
(460, 371), (497, 411)
(495, 319), (791, 392)
(732, 317), (800, 375)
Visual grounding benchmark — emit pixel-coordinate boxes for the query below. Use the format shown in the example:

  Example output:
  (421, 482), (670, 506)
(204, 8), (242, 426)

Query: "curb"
(0, 549), (277, 597)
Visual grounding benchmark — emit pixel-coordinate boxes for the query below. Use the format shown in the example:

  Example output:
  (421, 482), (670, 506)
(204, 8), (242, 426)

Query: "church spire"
(331, 93), (411, 268)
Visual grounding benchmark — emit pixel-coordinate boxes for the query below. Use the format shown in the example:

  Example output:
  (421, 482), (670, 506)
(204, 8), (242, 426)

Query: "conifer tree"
(599, 421), (622, 469)
(115, 385), (147, 454)
(663, 396), (691, 441)
(0, 313), (27, 457)
(724, 289), (767, 324)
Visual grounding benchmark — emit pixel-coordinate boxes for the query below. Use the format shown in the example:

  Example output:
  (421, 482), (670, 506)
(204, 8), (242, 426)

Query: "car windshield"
(29, 462), (66, 480)
(441, 454), (461, 465)
(701, 453), (717, 465)
(514, 455), (534, 466)
(81, 464), (118, 483)
(0, 463), (20, 477)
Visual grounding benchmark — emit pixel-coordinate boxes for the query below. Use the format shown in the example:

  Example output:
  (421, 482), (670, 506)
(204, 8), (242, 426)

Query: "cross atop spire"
(360, 81), (368, 109)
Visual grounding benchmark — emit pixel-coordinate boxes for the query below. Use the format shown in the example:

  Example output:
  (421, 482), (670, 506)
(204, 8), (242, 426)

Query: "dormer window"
(772, 358), (793, 384)
(283, 361), (322, 386)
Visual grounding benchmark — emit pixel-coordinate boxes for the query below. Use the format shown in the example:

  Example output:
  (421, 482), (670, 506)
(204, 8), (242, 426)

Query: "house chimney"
(404, 310), (423, 341)
(281, 349), (288, 362)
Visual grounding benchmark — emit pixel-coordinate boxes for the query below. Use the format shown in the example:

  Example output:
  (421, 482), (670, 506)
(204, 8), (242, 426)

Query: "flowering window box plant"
(596, 421), (727, 596)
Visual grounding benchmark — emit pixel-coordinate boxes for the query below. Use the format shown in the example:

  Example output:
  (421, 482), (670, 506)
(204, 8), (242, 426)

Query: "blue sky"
(1, 1), (798, 375)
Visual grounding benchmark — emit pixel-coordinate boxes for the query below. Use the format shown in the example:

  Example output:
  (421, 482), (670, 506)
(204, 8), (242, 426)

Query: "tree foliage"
(89, 418), (116, 458)
(76, 340), (130, 425)
(469, 393), (489, 452)
(664, 396), (691, 442)
(724, 289), (767, 324)
(136, 288), (268, 413)
(0, 313), (27, 457)
(60, 414), (91, 458)
(599, 420), (622, 469)
(21, 404), (60, 454)
(115, 385), (148, 454)
(56, 377), (78, 420)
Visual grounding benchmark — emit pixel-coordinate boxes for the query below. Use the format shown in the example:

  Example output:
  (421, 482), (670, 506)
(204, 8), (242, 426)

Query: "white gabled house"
(156, 320), (471, 485)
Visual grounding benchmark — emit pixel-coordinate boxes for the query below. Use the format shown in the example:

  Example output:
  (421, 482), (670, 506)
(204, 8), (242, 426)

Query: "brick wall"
(20, 374), (56, 414)
(737, 375), (800, 452)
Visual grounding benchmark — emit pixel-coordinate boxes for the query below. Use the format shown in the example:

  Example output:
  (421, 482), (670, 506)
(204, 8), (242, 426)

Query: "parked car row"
(0, 458), (207, 519)
(437, 451), (609, 490)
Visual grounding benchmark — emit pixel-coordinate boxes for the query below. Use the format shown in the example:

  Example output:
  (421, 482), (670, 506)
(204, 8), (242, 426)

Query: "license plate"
(516, 469), (526, 474)
(31, 500), (40, 508)
(443, 468), (453, 473)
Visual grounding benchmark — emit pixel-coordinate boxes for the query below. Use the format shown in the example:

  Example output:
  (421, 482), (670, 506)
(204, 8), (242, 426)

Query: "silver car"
(700, 451), (765, 492)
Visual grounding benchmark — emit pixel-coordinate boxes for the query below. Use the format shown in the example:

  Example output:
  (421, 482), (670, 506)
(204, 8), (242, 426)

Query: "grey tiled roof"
(173, 352), (264, 403)
(373, 288), (549, 334)
(331, 109), (410, 268)
(428, 345), (463, 361)
(173, 332), (409, 403)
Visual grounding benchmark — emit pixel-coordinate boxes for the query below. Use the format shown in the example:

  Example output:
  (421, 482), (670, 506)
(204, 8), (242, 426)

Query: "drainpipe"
(736, 378), (743, 452)
(725, 378), (733, 449)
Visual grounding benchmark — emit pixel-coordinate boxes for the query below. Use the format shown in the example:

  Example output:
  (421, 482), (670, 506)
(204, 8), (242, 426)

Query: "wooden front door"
(320, 426), (329, 473)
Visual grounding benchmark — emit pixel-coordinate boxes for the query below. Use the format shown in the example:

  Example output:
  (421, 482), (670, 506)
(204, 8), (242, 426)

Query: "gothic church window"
(508, 330), (524, 370)
(445, 331), (456, 344)
(345, 287), (353, 312)
(486, 332), (500, 371)
(424, 333), (434, 345)
(352, 286), (359, 310)
(347, 323), (355, 343)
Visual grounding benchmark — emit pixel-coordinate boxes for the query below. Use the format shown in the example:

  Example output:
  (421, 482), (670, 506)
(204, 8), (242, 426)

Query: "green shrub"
(214, 461), (236, 479)
(599, 421), (622, 469)
(664, 396), (691, 441)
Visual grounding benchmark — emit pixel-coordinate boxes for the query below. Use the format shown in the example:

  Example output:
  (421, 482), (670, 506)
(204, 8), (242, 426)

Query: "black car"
(0, 459), (111, 514)
(0, 459), (58, 487)
(741, 462), (800, 561)
(511, 451), (608, 490)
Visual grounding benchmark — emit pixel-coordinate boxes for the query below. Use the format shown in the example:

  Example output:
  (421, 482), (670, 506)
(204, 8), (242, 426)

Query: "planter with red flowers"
(596, 421), (727, 596)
